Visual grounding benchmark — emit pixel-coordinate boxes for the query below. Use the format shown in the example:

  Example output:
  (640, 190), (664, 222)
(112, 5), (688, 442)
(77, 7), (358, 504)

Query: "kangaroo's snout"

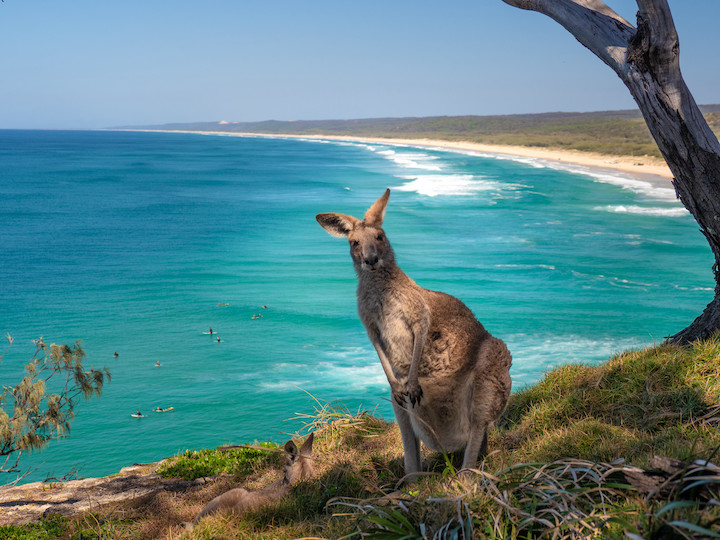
(361, 246), (381, 271)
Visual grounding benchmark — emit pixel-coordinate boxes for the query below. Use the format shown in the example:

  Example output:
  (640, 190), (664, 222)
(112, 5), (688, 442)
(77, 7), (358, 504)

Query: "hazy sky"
(2, 1), (719, 129)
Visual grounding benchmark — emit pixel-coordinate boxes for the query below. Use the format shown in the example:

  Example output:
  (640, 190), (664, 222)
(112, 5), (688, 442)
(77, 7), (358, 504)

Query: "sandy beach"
(131, 129), (676, 187)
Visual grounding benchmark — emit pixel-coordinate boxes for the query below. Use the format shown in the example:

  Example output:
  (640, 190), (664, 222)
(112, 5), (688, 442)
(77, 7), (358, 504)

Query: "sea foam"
(393, 174), (500, 197)
(376, 149), (442, 171)
(598, 205), (688, 217)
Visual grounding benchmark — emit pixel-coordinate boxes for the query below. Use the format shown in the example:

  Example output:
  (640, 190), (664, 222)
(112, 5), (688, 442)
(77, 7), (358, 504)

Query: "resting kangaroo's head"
(282, 432), (314, 485)
(316, 189), (394, 273)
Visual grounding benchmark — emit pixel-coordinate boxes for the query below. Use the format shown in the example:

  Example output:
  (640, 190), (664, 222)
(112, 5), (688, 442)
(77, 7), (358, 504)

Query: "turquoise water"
(0, 130), (712, 483)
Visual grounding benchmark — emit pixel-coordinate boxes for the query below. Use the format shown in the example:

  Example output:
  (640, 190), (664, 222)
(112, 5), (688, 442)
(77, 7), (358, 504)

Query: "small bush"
(157, 442), (280, 481)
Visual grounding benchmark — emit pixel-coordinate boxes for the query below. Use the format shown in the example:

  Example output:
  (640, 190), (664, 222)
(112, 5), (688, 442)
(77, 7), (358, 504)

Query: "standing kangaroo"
(189, 433), (314, 528)
(316, 189), (511, 476)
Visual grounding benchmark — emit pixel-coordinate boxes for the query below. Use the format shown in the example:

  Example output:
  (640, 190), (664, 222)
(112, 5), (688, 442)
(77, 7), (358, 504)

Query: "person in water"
(135, 410), (142, 416)
(114, 352), (119, 357)
(155, 360), (161, 367)
(209, 327), (213, 335)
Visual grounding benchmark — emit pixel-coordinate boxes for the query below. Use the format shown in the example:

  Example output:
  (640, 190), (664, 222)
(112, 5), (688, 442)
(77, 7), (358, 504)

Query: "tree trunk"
(501, 0), (720, 343)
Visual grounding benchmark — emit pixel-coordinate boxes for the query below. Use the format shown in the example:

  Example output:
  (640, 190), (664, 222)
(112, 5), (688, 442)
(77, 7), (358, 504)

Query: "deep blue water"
(0, 129), (712, 483)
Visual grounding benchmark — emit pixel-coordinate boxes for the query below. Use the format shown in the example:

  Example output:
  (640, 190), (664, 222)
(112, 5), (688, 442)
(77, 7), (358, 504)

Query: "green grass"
(156, 442), (281, 481)
(0, 516), (65, 540)
(3, 338), (720, 538)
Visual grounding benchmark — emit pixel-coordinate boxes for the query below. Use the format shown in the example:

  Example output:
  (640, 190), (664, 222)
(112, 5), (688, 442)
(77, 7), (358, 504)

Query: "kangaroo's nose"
(364, 255), (379, 266)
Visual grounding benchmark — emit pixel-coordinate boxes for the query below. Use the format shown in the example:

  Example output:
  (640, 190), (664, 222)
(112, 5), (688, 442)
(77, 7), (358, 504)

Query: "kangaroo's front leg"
(367, 325), (406, 405)
(406, 309), (430, 405)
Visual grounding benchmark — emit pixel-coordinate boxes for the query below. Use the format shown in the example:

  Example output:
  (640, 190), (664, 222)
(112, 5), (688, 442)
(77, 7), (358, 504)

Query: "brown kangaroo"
(317, 189), (511, 477)
(189, 433), (314, 529)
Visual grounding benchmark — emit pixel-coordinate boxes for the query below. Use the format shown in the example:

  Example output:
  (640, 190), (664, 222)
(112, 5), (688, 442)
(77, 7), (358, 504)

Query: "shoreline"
(125, 129), (675, 187)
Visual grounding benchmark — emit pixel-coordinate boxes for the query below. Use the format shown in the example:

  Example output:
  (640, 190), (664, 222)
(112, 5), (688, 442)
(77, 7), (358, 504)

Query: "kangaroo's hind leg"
(461, 420), (489, 471)
(392, 400), (422, 478)
(461, 337), (512, 472)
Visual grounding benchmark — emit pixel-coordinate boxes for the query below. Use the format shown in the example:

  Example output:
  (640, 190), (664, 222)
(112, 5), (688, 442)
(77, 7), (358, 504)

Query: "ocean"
(0, 129), (712, 484)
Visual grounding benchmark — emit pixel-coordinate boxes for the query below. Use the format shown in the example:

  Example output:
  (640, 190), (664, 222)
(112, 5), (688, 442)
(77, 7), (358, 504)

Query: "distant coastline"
(125, 129), (675, 186)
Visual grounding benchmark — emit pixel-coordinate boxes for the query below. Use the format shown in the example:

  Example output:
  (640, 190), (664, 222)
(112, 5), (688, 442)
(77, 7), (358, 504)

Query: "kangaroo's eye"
(376, 234), (384, 241)
(352, 240), (360, 247)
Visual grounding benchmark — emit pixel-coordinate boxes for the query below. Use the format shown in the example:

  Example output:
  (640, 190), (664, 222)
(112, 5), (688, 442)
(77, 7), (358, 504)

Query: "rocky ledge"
(0, 463), (199, 526)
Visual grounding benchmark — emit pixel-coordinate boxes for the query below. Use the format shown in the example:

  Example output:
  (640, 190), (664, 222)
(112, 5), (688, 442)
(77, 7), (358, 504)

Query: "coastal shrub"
(0, 336), (109, 481)
(157, 442), (280, 481)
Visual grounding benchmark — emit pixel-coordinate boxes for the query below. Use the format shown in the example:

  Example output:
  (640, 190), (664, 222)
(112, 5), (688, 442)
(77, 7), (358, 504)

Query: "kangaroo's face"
(316, 189), (393, 273)
(282, 432), (314, 485)
(348, 223), (389, 272)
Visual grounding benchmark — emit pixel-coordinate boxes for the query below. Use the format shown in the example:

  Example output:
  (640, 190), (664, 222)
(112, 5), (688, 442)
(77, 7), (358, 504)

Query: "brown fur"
(188, 433), (314, 529)
(317, 189), (511, 476)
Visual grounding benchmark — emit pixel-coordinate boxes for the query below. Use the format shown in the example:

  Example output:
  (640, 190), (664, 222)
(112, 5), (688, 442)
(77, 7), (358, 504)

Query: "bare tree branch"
(501, 0), (634, 71)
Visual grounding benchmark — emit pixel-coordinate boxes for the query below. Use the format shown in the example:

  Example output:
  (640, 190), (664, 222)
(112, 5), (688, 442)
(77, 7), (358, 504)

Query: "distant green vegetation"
(6, 338), (720, 538)
(131, 105), (720, 158)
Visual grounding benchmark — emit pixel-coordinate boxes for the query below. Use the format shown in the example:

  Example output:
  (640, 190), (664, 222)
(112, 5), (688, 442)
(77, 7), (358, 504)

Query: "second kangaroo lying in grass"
(189, 433), (314, 529)
(317, 189), (512, 477)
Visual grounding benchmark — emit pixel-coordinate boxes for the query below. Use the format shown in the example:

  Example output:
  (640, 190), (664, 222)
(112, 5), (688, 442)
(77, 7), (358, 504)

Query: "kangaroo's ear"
(316, 213), (359, 237)
(364, 189), (390, 227)
(284, 440), (299, 462)
(299, 432), (314, 457)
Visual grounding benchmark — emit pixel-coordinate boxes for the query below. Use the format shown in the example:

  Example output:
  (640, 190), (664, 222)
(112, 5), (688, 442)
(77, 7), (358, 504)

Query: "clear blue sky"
(1, 0), (719, 129)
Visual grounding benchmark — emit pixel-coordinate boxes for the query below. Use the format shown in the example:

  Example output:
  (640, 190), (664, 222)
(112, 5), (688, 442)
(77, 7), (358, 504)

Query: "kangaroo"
(316, 189), (511, 477)
(189, 433), (314, 529)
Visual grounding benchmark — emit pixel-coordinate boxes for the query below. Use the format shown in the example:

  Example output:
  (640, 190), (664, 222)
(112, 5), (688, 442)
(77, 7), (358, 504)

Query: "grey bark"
(502, 0), (720, 343)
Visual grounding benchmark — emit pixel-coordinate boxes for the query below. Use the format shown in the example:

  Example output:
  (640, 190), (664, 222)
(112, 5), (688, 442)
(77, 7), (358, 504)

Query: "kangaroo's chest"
(357, 286), (421, 370)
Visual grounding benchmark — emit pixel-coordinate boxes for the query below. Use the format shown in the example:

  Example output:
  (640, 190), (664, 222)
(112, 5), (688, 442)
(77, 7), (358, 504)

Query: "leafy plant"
(1, 336), (109, 481)
(157, 442), (280, 481)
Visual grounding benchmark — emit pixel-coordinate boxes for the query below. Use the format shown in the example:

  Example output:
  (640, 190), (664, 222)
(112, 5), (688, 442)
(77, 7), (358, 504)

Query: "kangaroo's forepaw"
(407, 382), (423, 406)
(392, 388), (407, 407)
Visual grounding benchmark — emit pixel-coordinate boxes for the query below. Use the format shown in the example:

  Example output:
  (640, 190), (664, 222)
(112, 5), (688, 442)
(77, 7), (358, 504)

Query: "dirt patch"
(0, 462), (200, 526)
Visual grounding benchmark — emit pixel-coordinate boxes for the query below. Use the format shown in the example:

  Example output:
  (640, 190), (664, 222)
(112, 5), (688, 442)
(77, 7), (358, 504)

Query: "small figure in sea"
(188, 433), (314, 530)
(252, 314), (263, 319)
(209, 327), (213, 335)
(262, 305), (267, 309)
(317, 189), (512, 479)
(114, 352), (119, 358)
(155, 360), (162, 367)
(135, 409), (142, 417)
(218, 302), (229, 307)
(216, 336), (221, 342)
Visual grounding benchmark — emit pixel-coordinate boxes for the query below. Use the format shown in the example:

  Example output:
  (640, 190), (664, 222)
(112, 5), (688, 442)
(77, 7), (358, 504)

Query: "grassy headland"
(5, 339), (719, 539)
(126, 105), (720, 159)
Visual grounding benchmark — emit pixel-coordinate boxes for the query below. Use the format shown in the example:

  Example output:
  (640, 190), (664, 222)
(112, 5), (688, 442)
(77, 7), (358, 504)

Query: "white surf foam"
(257, 346), (386, 393)
(598, 205), (688, 217)
(375, 149), (442, 171)
(393, 174), (501, 197)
